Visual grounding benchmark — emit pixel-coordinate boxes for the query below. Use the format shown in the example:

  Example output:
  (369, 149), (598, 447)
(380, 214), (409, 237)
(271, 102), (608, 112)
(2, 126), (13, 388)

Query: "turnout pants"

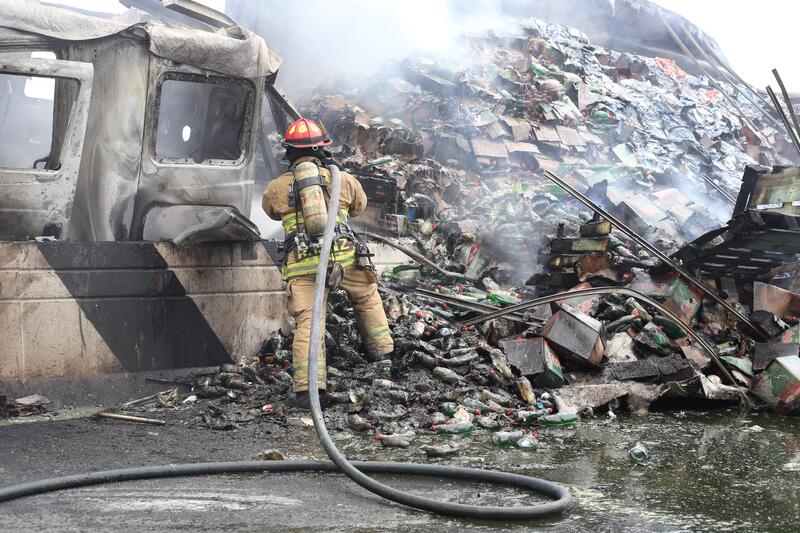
(286, 266), (394, 392)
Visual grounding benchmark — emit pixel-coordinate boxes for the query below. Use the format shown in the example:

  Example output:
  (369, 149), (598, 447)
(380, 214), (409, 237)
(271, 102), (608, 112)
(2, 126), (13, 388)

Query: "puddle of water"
(309, 408), (800, 531)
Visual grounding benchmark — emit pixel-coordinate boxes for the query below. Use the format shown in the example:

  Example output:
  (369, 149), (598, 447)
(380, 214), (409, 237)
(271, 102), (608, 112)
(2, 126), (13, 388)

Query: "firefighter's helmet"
(282, 118), (332, 148)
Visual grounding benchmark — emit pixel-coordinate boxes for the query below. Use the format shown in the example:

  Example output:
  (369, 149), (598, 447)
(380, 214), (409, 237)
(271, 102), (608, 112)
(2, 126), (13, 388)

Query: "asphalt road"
(2, 406), (797, 532)
(0, 410), (561, 532)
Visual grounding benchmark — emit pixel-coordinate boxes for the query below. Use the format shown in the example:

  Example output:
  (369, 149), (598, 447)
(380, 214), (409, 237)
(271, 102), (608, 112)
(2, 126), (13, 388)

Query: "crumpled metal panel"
(130, 57), (262, 242)
(0, 56), (93, 240)
(142, 204), (260, 246)
(65, 38), (149, 241)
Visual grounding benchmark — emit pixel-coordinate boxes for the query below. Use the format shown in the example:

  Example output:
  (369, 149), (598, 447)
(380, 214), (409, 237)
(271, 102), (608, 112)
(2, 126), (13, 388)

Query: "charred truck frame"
(0, 1), (300, 395)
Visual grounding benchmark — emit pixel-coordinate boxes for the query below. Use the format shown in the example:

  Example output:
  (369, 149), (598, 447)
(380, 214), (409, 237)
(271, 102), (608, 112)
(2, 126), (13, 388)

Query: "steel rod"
(772, 69), (800, 143)
(766, 86), (800, 157)
(701, 174), (736, 206)
(95, 412), (166, 426)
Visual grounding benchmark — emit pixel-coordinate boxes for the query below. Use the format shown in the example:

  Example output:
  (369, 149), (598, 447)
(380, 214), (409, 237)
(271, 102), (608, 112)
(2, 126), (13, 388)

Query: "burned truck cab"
(0, 1), (283, 243)
(0, 1), (292, 394)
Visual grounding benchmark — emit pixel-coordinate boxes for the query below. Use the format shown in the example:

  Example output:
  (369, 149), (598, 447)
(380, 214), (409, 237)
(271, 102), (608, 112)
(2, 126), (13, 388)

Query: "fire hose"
(0, 164), (572, 521)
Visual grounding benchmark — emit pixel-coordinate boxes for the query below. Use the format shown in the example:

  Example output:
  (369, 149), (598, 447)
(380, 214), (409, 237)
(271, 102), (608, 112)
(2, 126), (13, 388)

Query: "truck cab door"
(0, 55), (93, 239)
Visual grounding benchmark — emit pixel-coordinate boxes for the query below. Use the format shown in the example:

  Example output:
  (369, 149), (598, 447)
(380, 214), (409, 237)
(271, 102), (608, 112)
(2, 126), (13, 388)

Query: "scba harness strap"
(280, 162), (373, 280)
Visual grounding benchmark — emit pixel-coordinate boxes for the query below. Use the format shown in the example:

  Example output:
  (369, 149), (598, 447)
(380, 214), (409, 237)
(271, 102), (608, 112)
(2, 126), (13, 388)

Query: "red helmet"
(282, 118), (332, 148)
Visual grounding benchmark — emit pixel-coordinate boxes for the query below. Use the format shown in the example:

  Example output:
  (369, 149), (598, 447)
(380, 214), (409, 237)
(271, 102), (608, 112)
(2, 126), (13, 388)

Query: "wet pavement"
(1, 406), (798, 531)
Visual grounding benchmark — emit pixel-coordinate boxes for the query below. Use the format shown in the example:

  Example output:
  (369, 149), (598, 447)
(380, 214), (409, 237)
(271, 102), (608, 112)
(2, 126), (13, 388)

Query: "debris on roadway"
(120, 17), (800, 457)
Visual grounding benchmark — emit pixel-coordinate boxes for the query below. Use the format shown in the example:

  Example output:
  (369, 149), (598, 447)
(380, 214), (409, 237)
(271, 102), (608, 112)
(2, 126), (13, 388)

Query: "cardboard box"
(753, 356), (800, 415)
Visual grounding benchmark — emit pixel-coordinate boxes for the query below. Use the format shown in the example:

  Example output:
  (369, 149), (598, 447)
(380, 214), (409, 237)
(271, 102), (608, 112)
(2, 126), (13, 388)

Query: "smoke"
(227, 0), (509, 98)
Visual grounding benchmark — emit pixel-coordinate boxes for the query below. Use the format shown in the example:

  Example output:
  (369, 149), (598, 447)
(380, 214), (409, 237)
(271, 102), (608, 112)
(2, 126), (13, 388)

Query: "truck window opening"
(0, 71), (77, 170)
(154, 77), (251, 164)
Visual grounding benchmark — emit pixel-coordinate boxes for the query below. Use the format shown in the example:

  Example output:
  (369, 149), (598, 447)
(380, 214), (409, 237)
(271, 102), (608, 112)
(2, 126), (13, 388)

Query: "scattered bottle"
(476, 415), (501, 430)
(347, 413), (372, 432)
(515, 377), (536, 405)
(491, 430), (524, 446)
(376, 431), (415, 448)
(432, 418), (474, 434)
(413, 351), (438, 369)
(460, 398), (495, 413)
(421, 443), (462, 458)
(629, 442), (649, 464)
(430, 412), (448, 426)
(489, 350), (515, 380)
(480, 389), (512, 406)
(538, 412), (578, 427)
(433, 366), (462, 384)
(515, 435), (538, 450)
(372, 378), (395, 389)
(517, 408), (550, 426)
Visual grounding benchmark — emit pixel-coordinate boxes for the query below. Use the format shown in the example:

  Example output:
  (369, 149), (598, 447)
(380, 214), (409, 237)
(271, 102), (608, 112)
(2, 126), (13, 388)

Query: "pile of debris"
(0, 394), (51, 418)
(169, 16), (800, 449)
(284, 17), (795, 287)
(268, 16), (800, 420)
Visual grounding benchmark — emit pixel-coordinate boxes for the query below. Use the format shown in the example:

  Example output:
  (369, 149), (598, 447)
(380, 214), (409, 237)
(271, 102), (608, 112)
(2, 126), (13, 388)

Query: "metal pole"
(701, 174), (736, 206)
(766, 86), (800, 157)
(458, 286), (750, 404)
(772, 69), (800, 141)
(95, 412), (166, 426)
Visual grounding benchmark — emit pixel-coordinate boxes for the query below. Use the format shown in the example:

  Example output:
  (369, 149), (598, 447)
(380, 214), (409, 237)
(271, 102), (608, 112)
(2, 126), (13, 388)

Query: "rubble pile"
(269, 16), (800, 421)
(167, 17), (800, 446)
(0, 394), (51, 418)
(289, 17), (795, 288)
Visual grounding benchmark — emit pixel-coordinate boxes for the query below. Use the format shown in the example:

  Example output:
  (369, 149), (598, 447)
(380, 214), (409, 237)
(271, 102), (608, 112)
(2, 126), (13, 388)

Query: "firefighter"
(262, 118), (394, 409)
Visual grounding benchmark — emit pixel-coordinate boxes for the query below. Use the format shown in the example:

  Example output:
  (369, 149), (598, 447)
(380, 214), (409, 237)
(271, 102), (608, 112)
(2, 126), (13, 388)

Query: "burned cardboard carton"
(753, 281), (800, 321)
(753, 342), (800, 372)
(540, 305), (605, 367)
(618, 193), (668, 234)
(498, 337), (565, 388)
(753, 355), (800, 415)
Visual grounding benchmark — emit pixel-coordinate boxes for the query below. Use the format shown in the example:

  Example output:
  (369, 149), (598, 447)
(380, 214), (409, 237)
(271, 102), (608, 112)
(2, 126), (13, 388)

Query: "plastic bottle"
(629, 442), (649, 464)
(460, 398), (495, 413)
(432, 419), (474, 434)
(476, 415), (501, 430)
(489, 350), (515, 380)
(538, 412), (578, 427)
(421, 443), (461, 458)
(372, 378), (395, 389)
(480, 389), (511, 406)
(376, 431), (415, 448)
(491, 430), (524, 446)
(516, 408), (550, 426)
(347, 413), (372, 432)
(515, 377), (536, 405)
(432, 367), (462, 384)
(516, 435), (538, 450)
(413, 351), (438, 369)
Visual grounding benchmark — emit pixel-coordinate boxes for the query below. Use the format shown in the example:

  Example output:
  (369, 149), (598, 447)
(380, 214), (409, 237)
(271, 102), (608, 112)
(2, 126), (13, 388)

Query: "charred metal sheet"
(142, 205), (261, 245)
(0, 240), (283, 381)
(677, 211), (800, 278)
(131, 58), (262, 241)
(162, 0), (236, 28)
(66, 37), (149, 241)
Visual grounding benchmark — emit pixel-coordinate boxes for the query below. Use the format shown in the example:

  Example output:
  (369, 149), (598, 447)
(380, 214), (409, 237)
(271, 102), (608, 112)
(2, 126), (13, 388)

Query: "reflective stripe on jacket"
(281, 209), (355, 280)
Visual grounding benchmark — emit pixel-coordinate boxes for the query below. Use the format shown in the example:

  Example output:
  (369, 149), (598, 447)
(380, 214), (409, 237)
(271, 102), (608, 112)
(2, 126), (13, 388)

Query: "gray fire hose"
(0, 164), (571, 521)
